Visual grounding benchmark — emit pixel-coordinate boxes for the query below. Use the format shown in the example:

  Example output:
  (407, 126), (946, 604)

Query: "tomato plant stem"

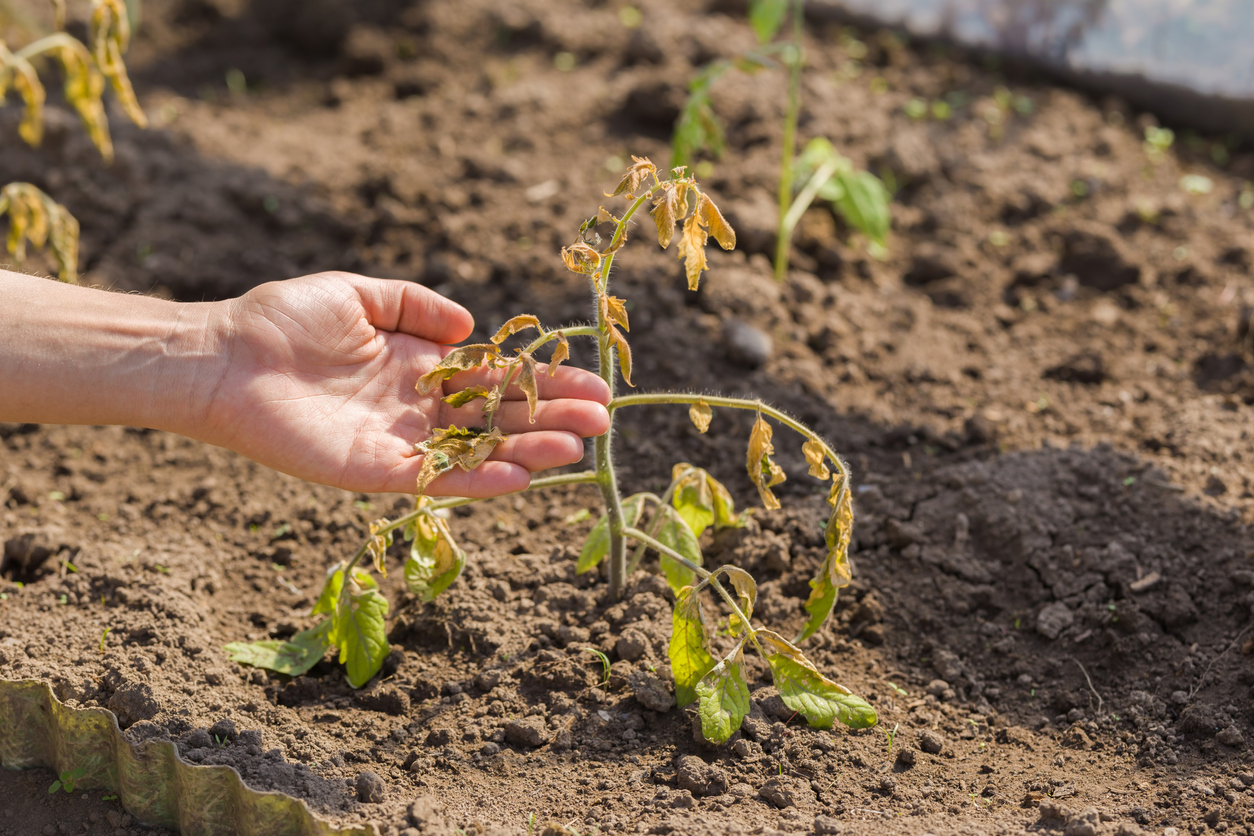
(772, 0), (806, 282)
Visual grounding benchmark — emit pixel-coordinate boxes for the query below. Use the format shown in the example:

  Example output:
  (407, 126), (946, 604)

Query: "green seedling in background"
(48, 766), (86, 795)
(670, 0), (891, 279)
(228, 158), (875, 743)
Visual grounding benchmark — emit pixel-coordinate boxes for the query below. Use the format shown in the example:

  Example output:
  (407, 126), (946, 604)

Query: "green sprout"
(583, 647), (612, 686)
(48, 766), (87, 795)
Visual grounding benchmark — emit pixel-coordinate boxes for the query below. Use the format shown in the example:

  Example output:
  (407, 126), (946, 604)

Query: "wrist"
(154, 297), (235, 442)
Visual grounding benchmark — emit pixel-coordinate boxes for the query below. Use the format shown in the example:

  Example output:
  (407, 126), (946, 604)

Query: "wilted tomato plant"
(228, 157), (876, 744)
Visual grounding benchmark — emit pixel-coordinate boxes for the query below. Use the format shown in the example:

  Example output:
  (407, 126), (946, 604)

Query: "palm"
(202, 274), (608, 495)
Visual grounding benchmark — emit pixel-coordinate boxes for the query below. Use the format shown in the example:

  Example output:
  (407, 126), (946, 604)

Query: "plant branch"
(772, 0), (807, 281)
(777, 156), (840, 257)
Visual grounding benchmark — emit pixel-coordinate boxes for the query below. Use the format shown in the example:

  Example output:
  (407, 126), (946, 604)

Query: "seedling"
(227, 158), (876, 744)
(48, 766), (86, 795)
(670, 0), (891, 279)
(583, 647), (612, 686)
(98, 626), (111, 653)
(884, 722), (899, 758)
(0, 0), (146, 281)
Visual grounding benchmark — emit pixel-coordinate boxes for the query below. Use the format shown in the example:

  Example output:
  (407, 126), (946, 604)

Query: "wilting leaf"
(610, 155), (657, 197)
(90, 0), (147, 128)
(652, 503), (702, 593)
(561, 243), (602, 274)
(600, 295), (630, 332)
(366, 519), (391, 577)
(602, 224), (628, 255)
(548, 335), (570, 376)
(676, 210), (708, 290)
(49, 40), (112, 161)
(415, 426), (506, 495)
(597, 206), (616, 224)
(746, 414), (786, 510)
(650, 185), (679, 249)
(578, 493), (646, 573)
(442, 385), (491, 408)
(798, 480), (855, 641)
(802, 438), (830, 480)
(3, 183), (83, 282)
(708, 474), (747, 530)
(515, 354), (539, 423)
(759, 630), (876, 729)
(5, 55), (46, 149)
(335, 584), (390, 689)
(312, 564), (376, 620)
(491, 314), (541, 345)
(689, 399), (712, 433)
(722, 566), (757, 634)
(416, 344), (502, 394)
(834, 169), (892, 245)
(749, 0), (790, 43)
(224, 621), (331, 678)
(669, 585), (716, 707)
(404, 510), (466, 602)
(607, 325), (633, 387)
(674, 181), (691, 221)
(696, 650), (750, 744)
(671, 464), (713, 538)
(698, 194), (736, 251)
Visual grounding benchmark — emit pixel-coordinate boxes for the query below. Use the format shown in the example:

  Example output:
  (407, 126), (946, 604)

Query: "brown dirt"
(3, 1), (1254, 835)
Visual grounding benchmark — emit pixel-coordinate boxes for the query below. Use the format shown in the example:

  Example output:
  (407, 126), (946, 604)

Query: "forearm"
(0, 270), (226, 435)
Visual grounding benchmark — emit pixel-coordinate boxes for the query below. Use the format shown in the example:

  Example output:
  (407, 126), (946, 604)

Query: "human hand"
(197, 272), (609, 496)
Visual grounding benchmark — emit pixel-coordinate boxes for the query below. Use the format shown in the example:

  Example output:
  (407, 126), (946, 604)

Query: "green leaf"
(760, 631), (876, 730)
(48, 781), (61, 794)
(311, 563), (376, 618)
(669, 586), (716, 707)
(671, 465), (714, 537)
(696, 654), (751, 744)
(722, 566), (757, 634)
(577, 493), (646, 574)
(797, 481), (853, 641)
(833, 169), (891, 245)
(404, 512), (466, 602)
(335, 587), (390, 689)
(654, 503), (703, 593)
(223, 621), (331, 678)
(749, 0), (789, 43)
(709, 475), (747, 530)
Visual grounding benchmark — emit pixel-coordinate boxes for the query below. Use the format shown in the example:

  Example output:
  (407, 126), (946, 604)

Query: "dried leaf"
(676, 209), (708, 290)
(674, 181), (690, 220)
(797, 480), (854, 642)
(722, 566), (757, 632)
(802, 438), (830, 480)
(0, 182), (79, 282)
(49, 41), (112, 161)
(7, 55), (46, 148)
(699, 194), (736, 251)
(669, 585), (716, 707)
(650, 185), (679, 249)
(561, 242), (602, 274)
(515, 354), (539, 423)
(416, 344), (501, 394)
(607, 324), (633, 387)
(597, 206), (615, 224)
(491, 314), (541, 345)
(366, 519), (390, 577)
(415, 426), (506, 495)
(441, 386), (491, 408)
(746, 414), (785, 510)
(90, 0), (147, 128)
(610, 155), (657, 197)
(548, 334), (570, 376)
(689, 399), (712, 433)
(600, 294), (630, 332)
(602, 224), (628, 255)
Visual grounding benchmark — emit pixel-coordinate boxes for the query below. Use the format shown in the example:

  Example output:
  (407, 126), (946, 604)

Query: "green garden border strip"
(0, 679), (378, 836)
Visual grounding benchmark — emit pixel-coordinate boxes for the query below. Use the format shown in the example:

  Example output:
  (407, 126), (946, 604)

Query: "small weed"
(99, 627), (111, 653)
(886, 682), (908, 697)
(102, 794), (117, 801)
(885, 722), (899, 758)
(527, 812), (537, 836)
(48, 766), (87, 795)
(583, 647), (612, 686)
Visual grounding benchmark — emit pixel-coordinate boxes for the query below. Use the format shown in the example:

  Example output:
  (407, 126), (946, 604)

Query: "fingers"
(334, 273), (475, 344)
(439, 398), (609, 437)
(443, 362), (611, 404)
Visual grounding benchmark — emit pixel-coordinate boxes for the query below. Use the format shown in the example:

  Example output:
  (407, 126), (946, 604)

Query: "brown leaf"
(441, 386), (492, 408)
(416, 344), (501, 394)
(676, 210), (708, 291)
(746, 414), (786, 510)
(610, 155), (657, 197)
(650, 186), (679, 249)
(561, 243), (602, 274)
(602, 225), (628, 255)
(600, 294), (630, 332)
(689, 399), (712, 433)
(416, 426), (507, 495)
(548, 335), (570, 376)
(515, 354), (539, 423)
(597, 206), (616, 224)
(802, 438), (831, 481)
(491, 314), (542, 345)
(367, 519), (390, 577)
(674, 181), (690, 220)
(607, 325), (634, 387)
(699, 194), (737, 251)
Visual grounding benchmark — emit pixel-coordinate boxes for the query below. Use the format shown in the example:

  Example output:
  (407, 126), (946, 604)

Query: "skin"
(0, 269), (610, 496)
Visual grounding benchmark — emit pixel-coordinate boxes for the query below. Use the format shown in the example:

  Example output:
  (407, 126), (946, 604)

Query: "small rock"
(814, 814), (843, 835)
(408, 796), (446, 827)
(925, 679), (950, 698)
(1217, 725), (1245, 747)
(107, 682), (158, 728)
(759, 776), (812, 809)
(474, 669), (502, 692)
(627, 668), (675, 712)
(355, 771), (386, 804)
(896, 747), (916, 766)
(918, 730), (945, 754)
(504, 717), (550, 748)
(1064, 807), (1102, 836)
(675, 755), (729, 797)
(723, 320), (773, 369)
(480, 742), (501, 756)
(1062, 726), (1093, 750)
(184, 729), (213, 750)
(670, 789), (696, 809)
(615, 629), (649, 662)
(1036, 602), (1074, 640)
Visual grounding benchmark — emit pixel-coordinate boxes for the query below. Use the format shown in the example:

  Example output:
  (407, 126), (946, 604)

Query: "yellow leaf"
(609, 155), (657, 197)
(9, 58), (46, 149)
(367, 519), (390, 577)
(441, 386), (491, 408)
(600, 294), (630, 332)
(607, 325), (633, 387)
(548, 335), (570, 376)
(699, 194), (736, 251)
(597, 206), (616, 224)
(650, 185), (679, 249)
(802, 438), (830, 480)
(415, 426), (507, 495)
(416, 344), (502, 393)
(90, 0), (147, 128)
(746, 414), (785, 510)
(515, 354), (539, 423)
(676, 210), (708, 290)
(491, 314), (541, 345)
(561, 242), (602, 274)
(689, 399), (712, 433)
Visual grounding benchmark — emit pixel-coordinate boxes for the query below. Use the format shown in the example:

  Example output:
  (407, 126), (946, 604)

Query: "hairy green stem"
(778, 157), (840, 253)
(772, 0), (806, 282)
